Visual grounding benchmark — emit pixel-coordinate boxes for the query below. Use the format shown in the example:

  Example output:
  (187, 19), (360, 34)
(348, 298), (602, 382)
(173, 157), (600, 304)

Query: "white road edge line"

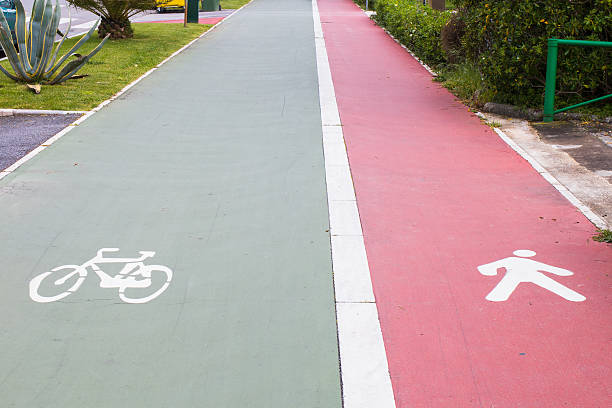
(312, 1), (397, 407)
(0, 109), (87, 116)
(0, 2), (252, 180)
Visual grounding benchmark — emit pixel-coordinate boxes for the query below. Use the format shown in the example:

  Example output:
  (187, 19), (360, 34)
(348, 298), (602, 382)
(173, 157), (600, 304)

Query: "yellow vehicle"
(155, 0), (185, 13)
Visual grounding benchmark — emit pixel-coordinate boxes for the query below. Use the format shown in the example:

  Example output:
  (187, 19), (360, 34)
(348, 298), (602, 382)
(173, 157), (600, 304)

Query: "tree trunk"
(98, 17), (134, 39)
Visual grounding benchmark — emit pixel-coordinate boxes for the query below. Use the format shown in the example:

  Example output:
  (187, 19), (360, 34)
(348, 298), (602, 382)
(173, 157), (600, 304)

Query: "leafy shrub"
(440, 12), (464, 63)
(453, 0), (611, 107)
(374, 0), (451, 67)
(436, 61), (493, 104)
(373, 0), (611, 112)
(353, 0), (376, 9)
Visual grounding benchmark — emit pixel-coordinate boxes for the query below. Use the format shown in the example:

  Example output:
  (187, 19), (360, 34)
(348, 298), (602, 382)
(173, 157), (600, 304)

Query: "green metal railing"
(543, 38), (612, 122)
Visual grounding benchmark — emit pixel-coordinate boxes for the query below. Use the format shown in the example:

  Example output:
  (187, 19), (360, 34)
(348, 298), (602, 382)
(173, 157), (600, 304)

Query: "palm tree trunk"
(98, 17), (134, 39)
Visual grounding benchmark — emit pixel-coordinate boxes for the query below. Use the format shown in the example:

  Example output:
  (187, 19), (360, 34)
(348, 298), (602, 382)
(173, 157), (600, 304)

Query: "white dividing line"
(312, 0), (396, 407)
(0, 2), (252, 181)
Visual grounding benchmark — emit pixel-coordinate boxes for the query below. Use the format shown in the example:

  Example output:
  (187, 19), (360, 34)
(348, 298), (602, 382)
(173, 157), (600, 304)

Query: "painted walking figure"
(477, 250), (586, 302)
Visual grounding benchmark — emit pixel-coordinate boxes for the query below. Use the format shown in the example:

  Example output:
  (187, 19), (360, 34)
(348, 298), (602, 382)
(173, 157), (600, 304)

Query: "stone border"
(0, 108), (87, 116)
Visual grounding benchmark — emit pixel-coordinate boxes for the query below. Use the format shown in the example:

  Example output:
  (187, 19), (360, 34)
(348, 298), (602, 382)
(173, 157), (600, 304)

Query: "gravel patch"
(0, 114), (81, 170)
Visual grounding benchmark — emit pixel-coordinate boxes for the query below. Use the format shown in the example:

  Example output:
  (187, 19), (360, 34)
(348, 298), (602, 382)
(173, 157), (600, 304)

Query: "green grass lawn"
(0, 23), (210, 111)
(220, 0), (251, 9)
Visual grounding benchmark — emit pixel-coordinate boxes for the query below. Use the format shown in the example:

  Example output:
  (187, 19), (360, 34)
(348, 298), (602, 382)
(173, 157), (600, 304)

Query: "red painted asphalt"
(319, 0), (611, 406)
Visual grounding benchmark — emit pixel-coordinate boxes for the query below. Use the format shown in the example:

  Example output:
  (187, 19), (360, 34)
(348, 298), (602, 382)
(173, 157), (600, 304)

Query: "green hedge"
(454, 0), (611, 107)
(374, 0), (451, 67)
(353, 0), (376, 9)
(373, 0), (611, 110)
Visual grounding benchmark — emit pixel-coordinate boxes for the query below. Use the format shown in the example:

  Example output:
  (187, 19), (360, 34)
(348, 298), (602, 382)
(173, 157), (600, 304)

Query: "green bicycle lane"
(0, 0), (342, 406)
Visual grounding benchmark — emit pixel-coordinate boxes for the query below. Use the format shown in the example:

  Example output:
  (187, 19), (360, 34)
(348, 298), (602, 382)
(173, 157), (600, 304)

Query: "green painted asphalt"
(0, 0), (342, 406)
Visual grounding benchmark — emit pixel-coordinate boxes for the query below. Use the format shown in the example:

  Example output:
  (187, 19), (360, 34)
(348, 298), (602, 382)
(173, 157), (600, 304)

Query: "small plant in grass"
(593, 229), (612, 244)
(437, 62), (494, 105)
(0, 0), (108, 92)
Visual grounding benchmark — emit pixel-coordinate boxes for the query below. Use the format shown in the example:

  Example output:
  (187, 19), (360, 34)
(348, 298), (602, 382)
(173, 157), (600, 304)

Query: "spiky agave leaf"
(29, 0), (48, 69)
(34, 0), (61, 77)
(45, 2), (71, 71)
(48, 32), (108, 84)
(27, 0), (46, 66)
(13, 0), (34, 75)
(43, 16), (101, 80)
(0, 7), (29, 80)
(0, 0), (107, 87)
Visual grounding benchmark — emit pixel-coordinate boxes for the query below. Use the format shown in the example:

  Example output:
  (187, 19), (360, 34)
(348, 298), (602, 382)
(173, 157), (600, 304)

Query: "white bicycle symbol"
(29, 248), (173, 304)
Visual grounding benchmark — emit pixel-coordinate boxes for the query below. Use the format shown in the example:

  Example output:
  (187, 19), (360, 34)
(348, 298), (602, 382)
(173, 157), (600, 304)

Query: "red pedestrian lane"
(318, 0), (612, 406)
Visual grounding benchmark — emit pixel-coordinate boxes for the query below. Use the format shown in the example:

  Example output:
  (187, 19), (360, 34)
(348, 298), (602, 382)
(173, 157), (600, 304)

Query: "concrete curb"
(0, 109), (87, 116)
(474, 112), (609, 230)
(357, 1), (437, 76)
(481, 102), (612, 124)
(380, 27), (437, 77)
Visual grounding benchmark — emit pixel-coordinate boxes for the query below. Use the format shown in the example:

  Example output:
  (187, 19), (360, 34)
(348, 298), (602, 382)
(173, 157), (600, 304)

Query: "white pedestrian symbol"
(29, 248), (173, 304)
(477, 250), (585, 302)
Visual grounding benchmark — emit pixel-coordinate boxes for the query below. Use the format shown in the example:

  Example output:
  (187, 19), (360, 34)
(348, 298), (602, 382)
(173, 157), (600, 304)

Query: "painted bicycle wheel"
(118, 264), (173, 304)
(29, 265), (87, 303)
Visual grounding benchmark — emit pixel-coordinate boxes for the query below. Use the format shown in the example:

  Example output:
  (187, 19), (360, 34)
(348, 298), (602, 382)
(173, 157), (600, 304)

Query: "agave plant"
(0, 0), (109, 89)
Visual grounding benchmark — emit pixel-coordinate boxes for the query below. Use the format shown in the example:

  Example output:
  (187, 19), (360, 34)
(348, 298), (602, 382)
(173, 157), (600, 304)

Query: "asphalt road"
(21, 0), (101, 37)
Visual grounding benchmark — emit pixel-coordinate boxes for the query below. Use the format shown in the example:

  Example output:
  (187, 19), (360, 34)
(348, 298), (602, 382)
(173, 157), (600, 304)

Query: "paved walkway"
(0, 0), (341, 406)
(0, 0), (610, 407)
(319, 0), (612, 406)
